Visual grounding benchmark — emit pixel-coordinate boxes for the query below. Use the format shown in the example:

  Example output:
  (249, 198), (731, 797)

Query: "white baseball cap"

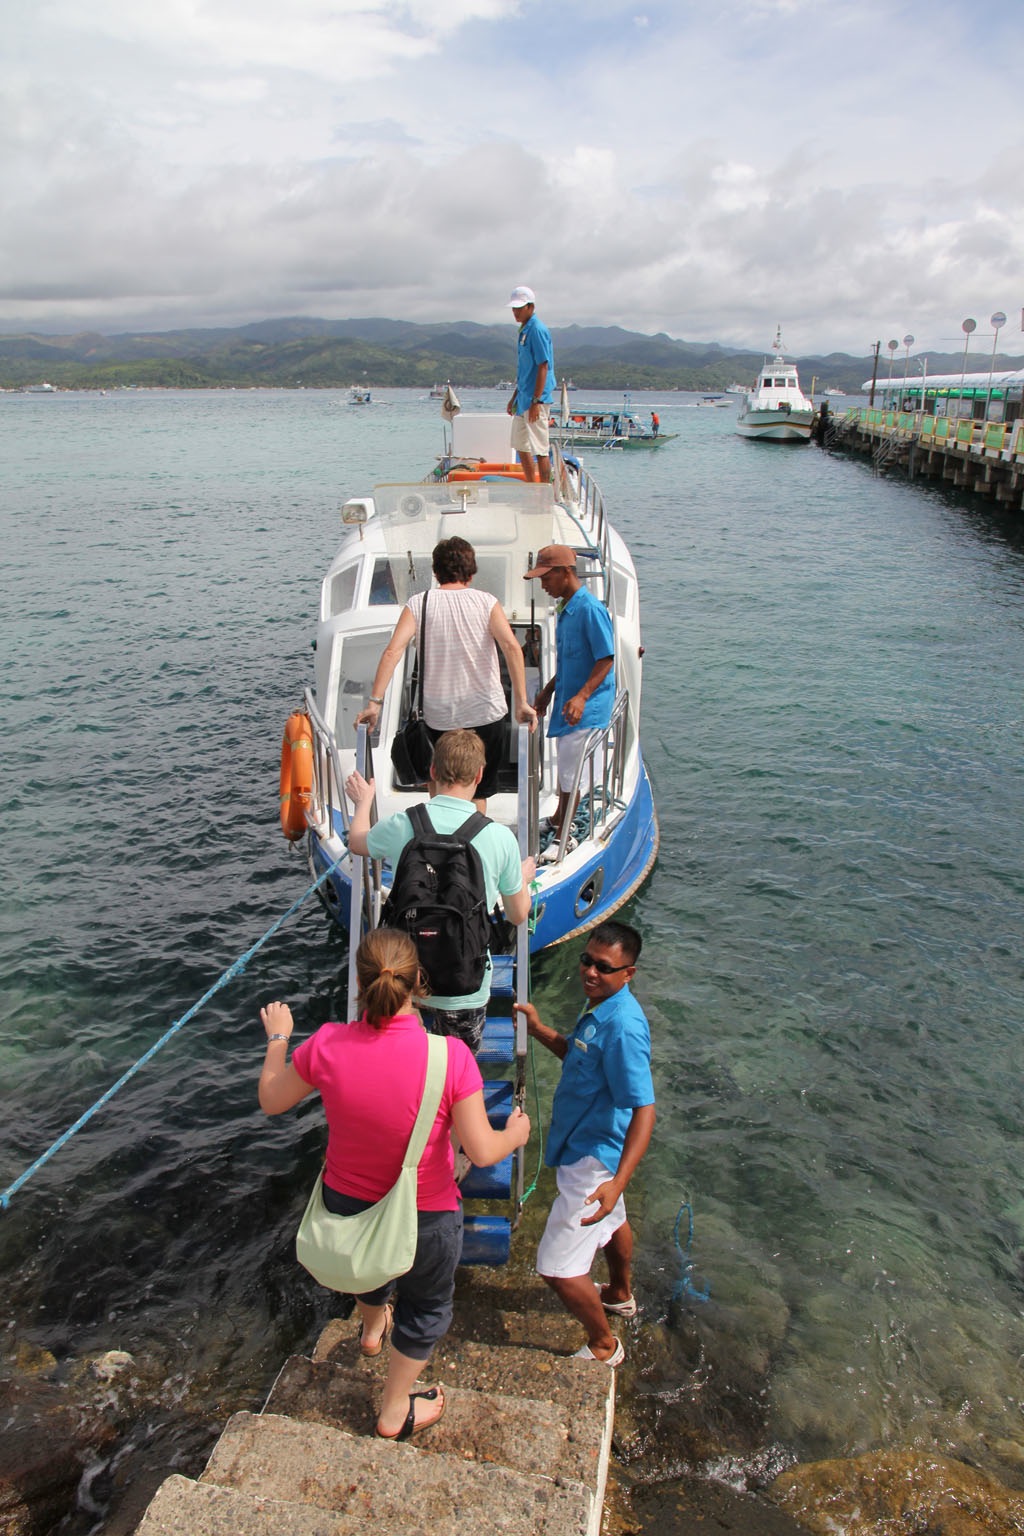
(507, 286), (536, 308)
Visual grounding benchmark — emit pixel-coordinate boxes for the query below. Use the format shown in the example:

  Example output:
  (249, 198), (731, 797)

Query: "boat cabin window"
(369, 558), (399, 606)
(329, 564), (359, 616)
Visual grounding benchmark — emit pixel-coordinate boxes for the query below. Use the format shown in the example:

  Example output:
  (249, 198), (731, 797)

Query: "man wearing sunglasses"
(515, 921), (655, 1366)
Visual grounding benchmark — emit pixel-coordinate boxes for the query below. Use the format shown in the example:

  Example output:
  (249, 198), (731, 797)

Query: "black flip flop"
(376, 1385), (446, 1441)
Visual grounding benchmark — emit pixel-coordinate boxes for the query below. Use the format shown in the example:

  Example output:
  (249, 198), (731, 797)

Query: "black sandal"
(375, 1385), (446, 1441)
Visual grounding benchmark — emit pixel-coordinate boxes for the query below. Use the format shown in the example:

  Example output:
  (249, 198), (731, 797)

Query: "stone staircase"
(132, 1311), (616, 1536)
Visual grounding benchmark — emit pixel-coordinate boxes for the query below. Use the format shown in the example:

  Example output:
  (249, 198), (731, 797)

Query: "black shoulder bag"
(390, 590), (434, 784)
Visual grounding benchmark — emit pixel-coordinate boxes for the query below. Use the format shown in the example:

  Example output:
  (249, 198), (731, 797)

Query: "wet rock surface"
(770, 1448), (1024, 1536)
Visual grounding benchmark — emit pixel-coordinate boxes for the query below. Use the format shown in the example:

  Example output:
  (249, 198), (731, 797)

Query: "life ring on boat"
(279, 711), (314, 841)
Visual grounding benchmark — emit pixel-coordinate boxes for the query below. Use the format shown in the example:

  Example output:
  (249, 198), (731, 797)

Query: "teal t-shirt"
(366, 795), (524, 1010)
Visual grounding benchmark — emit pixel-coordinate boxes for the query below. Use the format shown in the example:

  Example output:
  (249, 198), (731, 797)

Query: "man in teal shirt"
(345, 730), (535, 1052)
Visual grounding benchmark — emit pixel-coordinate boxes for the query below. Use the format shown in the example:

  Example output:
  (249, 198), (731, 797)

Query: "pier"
(825, 408), (1024, 515)
(131, 1302), (616, 1536)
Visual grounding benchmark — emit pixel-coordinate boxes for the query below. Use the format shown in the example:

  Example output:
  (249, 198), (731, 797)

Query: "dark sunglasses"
(579, 952), (632, 975)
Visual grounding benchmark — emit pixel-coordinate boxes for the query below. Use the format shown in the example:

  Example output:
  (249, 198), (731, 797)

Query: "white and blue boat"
(292, 407), (658, 955)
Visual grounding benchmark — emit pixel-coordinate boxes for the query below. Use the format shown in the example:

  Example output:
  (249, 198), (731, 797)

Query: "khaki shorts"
(510, 409), (551, 458)
(555, 727), (589, 792)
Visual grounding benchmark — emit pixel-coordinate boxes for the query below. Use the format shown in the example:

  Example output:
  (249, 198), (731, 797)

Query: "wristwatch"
(368, 695), (384, 705)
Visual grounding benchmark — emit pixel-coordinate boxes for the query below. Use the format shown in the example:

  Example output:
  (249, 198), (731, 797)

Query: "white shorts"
(555, 728), (588, 793)
(536, 1157), (627, 1279)
(510, 410), (551, 458)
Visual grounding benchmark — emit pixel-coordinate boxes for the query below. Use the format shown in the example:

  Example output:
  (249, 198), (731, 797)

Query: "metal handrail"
(543, 688), (630, 865)
(303, 685), (349, 838)
(346, 724), (382, 1018)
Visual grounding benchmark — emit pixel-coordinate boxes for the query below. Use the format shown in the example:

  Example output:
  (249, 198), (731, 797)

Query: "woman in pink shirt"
(259, 928), (530, 1440)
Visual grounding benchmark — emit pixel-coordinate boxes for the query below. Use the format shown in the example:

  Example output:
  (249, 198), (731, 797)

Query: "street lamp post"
(959, 317), (976, 418)
(886, 339), (899, 406)
(901, 334), (915, 407)
(985, 311), (1007, 421)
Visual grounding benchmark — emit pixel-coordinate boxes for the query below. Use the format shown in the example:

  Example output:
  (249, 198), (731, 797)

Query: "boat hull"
(736, 410), (813, 442)
(307, 758), (659, 952)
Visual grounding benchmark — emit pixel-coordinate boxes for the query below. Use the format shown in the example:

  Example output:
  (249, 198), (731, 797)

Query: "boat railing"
(562, 459), (614, 614)
(543, 688), (631, 865)
(346, 724), (385, 1016)
(303, 685), (350, 839)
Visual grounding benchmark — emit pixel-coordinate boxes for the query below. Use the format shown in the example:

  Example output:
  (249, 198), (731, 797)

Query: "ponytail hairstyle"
(355, 928), (421, 1028)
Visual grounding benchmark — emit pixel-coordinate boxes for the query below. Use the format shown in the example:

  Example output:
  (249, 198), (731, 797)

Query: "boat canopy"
(864, 367), (1024, 399)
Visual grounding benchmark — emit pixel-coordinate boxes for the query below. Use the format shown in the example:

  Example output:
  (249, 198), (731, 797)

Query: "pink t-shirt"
(291, 1013), (482, 1211)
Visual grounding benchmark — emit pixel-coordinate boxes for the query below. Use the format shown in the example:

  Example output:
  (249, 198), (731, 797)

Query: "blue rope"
(0, 855), (343, 1211)
(672, 1200), (710, 1303)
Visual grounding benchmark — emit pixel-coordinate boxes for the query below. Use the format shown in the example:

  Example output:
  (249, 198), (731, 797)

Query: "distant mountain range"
(2, 316), (1021, 393)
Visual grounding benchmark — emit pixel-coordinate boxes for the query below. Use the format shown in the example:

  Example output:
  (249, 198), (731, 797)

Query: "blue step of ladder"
(477, 1016), (515, 1066)
(489, 954), (515, 997)
(459, 1080), (515, 1201)
(459, 1155), (512, 1201)
(460, 1214), (511, 1265)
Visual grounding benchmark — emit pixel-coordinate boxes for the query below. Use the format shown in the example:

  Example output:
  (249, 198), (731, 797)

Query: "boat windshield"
(370, 480), (560, 617)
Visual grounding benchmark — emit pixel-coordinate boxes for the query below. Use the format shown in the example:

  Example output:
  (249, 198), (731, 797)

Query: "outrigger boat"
(547, 393), (676, 449)
(279, 402), (658, 1262)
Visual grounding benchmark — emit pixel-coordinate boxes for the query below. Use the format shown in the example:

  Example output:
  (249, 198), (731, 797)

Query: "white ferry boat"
(735, 329), (814, 442)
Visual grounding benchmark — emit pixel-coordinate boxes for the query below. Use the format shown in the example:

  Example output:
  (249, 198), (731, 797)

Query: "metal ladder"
(346, 723), (539, 1265)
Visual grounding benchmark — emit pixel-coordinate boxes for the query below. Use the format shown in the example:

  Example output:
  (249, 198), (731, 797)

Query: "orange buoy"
(279, 711), (314, 840)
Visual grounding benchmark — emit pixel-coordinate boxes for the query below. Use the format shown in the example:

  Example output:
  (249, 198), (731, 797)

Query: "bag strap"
(456, 811), (491, 842)
(401, 1033), (447, 1170)
(411, 589), (428, 715)
(407, 801), (432, 838)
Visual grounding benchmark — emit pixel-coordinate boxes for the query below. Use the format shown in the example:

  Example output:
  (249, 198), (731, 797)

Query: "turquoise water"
(3, 389), (1024, 1514)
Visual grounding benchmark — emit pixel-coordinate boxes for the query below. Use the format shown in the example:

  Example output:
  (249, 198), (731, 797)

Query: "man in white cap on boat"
(506, 286), (555, 483)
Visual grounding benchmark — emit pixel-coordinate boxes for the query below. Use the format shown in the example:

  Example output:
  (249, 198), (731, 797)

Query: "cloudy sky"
(3, 0), (1021, 352)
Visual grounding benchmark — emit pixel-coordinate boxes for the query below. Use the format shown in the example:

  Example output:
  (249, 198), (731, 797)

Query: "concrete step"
(136, 1463), (591, 1536)
(133, 1314), (618, 1536)
(136, 1412), (594, 1536)
(265, 1352), (607, 1488)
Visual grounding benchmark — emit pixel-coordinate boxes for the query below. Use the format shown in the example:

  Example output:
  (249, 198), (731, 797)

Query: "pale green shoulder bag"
(295, 1033), (447, 1294)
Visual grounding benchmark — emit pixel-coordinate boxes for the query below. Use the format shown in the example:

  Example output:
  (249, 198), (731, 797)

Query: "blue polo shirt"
(515, 313), (556, 415)
(548, 586), (615, 738)
(545, 985), (655, 1170)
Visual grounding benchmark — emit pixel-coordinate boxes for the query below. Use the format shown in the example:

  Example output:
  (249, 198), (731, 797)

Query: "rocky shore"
(5, 1255), (1024, 1536)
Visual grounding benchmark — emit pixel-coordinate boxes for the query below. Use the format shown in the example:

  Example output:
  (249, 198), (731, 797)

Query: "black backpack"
(380, 803), (492, 997)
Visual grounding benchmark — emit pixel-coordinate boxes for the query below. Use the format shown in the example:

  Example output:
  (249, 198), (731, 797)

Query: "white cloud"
(1, 0), (1021, 353)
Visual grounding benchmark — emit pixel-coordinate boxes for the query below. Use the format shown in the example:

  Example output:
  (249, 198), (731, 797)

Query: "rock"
(89, 1350), (136, 1383)
(0, 1378), (117, 1536)
(770, 1447), (1024, 1536)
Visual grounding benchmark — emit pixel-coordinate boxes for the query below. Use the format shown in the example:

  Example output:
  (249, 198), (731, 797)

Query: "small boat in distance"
(735, 329), (814, 443)
(349, 387), (372, 404)
(549, 393), (676, 449)
(697, 394), (732, 408)
(429, 381), (450, 398)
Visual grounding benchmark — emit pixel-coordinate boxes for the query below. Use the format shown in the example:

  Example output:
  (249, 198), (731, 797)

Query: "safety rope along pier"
(0, 858), (342, 1212)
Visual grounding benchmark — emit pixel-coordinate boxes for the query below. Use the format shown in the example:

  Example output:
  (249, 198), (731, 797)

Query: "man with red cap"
(524, 544), (614, 859)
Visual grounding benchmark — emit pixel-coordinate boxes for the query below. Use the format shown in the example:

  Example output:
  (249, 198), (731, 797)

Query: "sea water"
(3, 388), (1024, 1518)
